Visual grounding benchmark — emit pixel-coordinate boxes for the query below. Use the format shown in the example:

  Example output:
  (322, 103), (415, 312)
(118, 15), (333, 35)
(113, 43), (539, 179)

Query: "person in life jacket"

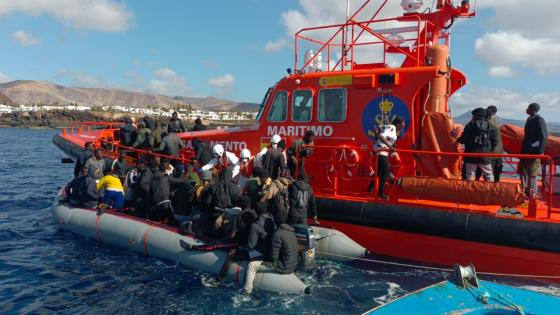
(235, 148), (253, 191)
(201, 144), (241, 178)
(373, 116), (406, 200)
(455, 107), (498, 182)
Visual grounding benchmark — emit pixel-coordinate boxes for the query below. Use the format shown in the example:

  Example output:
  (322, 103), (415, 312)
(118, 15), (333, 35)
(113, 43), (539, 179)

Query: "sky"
(0, 0), (559, 121)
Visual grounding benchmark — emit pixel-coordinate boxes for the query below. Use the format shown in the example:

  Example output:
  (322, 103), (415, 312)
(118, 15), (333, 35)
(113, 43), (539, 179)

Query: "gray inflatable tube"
(312, 226), (368, 260)
(51, 193), (311, 295)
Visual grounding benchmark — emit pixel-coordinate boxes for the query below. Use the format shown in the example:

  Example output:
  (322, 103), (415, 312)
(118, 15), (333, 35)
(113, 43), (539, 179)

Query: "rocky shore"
(0, 110), (252, 129)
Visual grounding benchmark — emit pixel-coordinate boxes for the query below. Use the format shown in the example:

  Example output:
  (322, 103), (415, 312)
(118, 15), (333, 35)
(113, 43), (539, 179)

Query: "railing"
(300, 144), (556, 218)
(295, 15), (426, 72)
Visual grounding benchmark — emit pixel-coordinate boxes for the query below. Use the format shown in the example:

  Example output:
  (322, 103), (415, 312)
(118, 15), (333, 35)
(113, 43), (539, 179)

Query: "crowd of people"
(452, 102), (548, 197)
(65, 114), (319, 294)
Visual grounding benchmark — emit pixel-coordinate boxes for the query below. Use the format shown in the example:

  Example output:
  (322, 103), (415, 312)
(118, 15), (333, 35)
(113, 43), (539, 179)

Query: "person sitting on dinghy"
(66, 166), (89, 207)
(288, 174), (319, 225)
(242, 201), (276, 294)
(270, 223), (298, 275)
(74, 141), (94, 178)
(77, 167), (101, 208)
(149, 160), (187, 226)
(202, 167), (241, 236)
(97, 170), (125, 211)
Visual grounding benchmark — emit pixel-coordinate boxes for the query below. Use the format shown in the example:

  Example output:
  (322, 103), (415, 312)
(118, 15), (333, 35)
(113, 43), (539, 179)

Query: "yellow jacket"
(97, 174), (124, 192)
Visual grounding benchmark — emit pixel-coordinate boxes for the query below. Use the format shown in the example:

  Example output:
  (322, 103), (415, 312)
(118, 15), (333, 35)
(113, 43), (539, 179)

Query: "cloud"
(54, 69), (106, 87)
(12, 30), (40, 46)
(265, 38), (289, 52)
(475, 31), (560, 75)
(208, 73), (235, 89)
(0, 0), (134, 32)
(451, 87), (560, 120)
(275, 1), (413, 67)
(0, 72), (10, 83)
(488, 66), (516, 78)
(474, 1), (560, 76)
(478, 1), (560, 39)
(147, 68), (191, 97)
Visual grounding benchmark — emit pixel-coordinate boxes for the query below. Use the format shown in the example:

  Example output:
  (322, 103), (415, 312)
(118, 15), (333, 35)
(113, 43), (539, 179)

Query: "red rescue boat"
(53, 1), (560, 279)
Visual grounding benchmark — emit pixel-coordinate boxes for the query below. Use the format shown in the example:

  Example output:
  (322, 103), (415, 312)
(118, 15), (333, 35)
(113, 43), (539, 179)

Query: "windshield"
(256, 88), (272, 121)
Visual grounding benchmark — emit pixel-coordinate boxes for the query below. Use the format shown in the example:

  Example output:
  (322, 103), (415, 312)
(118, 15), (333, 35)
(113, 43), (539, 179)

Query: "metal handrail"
(302, 144), (555, 217)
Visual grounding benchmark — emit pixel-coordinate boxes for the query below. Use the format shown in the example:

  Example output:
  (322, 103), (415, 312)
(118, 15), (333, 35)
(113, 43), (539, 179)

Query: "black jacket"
(194, 140), (212, 165)
(204, 168), (240, 210)
(134, 168), (154, 200)
(457, 118), (498, 164)
(66, 175), (86, 202)
(144, 117), (156, 131)
(271, 224), (298, 274)
(119, 123), (137, 147)
(522, 115), (548, 154)
(262, 148), (286, 179)
(289, 180), (317, 219)
(191, 124), (207, 132)
(150, 169), (184, 205)
(247, 213), (276, 257)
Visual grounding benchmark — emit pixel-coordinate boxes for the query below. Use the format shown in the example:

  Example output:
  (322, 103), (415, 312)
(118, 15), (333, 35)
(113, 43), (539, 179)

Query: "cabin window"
(318, 88), (347, 122)
(292, 90), (313, 122)
(256, 88), (272, 121)
(267, 91), (288, 122)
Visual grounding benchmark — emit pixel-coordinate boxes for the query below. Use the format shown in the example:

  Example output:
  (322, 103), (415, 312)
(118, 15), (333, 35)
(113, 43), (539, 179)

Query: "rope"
(316, 251), (560, 279)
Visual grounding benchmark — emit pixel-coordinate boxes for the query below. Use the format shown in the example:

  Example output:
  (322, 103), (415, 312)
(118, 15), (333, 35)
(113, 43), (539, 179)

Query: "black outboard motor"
(293, 224), (316, 271)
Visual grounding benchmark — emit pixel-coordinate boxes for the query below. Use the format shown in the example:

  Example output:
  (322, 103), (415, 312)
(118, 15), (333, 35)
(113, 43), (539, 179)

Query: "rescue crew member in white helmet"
(254, 134), (282, 169)
(372, 116), (405, 200)
(201, 144), (240, 178)
(260, 134), (287, 180)
(235, 148), (253, 191)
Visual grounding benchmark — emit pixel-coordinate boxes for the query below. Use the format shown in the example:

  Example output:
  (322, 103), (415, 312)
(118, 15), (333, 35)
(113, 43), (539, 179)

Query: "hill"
(0, 80), (259, 111)
(0, 90), (12, 105)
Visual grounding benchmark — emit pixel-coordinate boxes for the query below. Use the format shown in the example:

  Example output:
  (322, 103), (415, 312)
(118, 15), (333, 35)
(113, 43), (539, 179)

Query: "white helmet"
(240, 148), (251, 160)
(271, 134), (281, 144)
(212, 144), (224, 157)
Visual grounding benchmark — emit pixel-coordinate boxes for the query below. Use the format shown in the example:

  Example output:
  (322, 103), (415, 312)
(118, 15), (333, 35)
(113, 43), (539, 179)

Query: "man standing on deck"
(191, 117), (207, 132)
(119, 117), (137, 147)
(519, 103), (548, 197)
(476, 106), (504, 182)
(456, 108), (498, 182)
(373, 116), (405, 200)
(168, 111), (186, 133)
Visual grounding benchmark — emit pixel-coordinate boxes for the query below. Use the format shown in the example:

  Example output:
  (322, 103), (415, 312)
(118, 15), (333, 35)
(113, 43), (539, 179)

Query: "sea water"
(0, 128), (558, 314)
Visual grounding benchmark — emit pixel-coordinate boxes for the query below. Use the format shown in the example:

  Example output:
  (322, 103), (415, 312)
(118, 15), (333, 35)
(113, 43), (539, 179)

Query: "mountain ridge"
(0, 80), (259, 112)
